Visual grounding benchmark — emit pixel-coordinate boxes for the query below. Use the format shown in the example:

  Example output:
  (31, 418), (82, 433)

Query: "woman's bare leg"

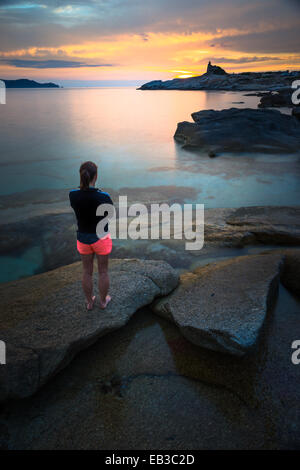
(81, 253), (95, 309)
(96, 254), (111, 308)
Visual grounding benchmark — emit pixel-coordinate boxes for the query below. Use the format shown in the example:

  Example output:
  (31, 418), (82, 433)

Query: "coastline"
(138, 68), (300, 92)
(1, 244), (299, 449)
(1, 79), (60, 88)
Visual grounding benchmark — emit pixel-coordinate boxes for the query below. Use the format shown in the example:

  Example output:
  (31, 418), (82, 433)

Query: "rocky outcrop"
(153, 253), (284, 356)
(258, 88), (294, 108)
(1, 285), (300, 450)
(0, 258), (179, 402)
(205, 206), (300, 247)
(153, 250), (300, 356)
(0, 206), (299, 281)
(257, 87), (300, 113)
(174, 108), (300, 154)
(206, 61), (227, 75)
(138, 68), (300, 91)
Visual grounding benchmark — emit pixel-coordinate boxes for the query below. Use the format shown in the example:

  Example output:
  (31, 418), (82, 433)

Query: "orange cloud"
(0, 30), (299, 82)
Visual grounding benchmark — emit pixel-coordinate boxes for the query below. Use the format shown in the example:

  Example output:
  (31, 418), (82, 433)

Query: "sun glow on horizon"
(172, 70), (199, 79)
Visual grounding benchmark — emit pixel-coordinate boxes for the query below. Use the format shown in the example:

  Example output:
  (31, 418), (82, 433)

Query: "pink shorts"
(77, 234), (112, 256)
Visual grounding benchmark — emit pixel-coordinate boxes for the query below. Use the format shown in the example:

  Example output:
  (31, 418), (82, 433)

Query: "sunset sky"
(0, 0), (300, 86)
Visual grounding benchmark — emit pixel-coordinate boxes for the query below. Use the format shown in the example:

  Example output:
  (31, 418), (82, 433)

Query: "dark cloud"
(0, 0), (299, 56)
(207, 56), (282, 64)
(212, 26), (300, 54)
(0, 59), (115, 68)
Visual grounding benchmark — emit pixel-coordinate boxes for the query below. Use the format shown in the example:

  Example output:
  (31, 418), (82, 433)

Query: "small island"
(1, 78), (60, 88)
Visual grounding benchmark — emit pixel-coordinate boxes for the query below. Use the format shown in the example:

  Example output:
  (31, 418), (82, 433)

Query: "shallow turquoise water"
(0, 246), (42, 283)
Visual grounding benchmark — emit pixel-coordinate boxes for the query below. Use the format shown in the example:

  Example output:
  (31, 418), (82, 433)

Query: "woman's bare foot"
(99, 295), (111, 309)
(86, 295), (96, 311)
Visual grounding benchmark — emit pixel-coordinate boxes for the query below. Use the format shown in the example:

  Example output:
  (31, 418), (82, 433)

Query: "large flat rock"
(174, 108), (300, 154)
(1, 289), (300, 450)
(0, 259), (179, 402)
(153, 253), (286, 356)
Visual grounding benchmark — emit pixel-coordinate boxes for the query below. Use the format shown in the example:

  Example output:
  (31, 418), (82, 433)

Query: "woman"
(69, 161), (113, 310)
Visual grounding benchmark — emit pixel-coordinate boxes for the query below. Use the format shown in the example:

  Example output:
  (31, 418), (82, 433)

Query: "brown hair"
(79, 161), (98, 190)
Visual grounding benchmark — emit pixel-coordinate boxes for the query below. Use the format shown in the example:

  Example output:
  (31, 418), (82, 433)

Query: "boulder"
(258, 88), (294, 108)
(0, 258), (179, 402)
(220, 206), (300, 246)
(174, 108), (300, 154)
(153, 253), (285, 356)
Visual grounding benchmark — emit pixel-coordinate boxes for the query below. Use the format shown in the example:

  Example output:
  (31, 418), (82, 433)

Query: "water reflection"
(0, 88), (299, 207)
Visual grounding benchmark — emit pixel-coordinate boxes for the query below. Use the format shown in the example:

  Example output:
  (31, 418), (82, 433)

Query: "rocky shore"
(166, 64), (300, 157)
(0, 259), (179, 402)
(174, 108), (300, 155)
(1, 204), (300, 275)
(0, 247), (299, 449)
(0, 197), (299, 449)
(139, 62), (300, 92)
(0, 205), (299, 402)
(255, 87), (299, 113)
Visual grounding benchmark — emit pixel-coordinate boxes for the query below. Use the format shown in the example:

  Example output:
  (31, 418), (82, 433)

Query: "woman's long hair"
(80, 161), (98, 190)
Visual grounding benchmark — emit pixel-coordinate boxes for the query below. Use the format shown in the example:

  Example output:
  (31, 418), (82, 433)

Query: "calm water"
(0, 87), (299, 205)
(0, 87), (299, 282)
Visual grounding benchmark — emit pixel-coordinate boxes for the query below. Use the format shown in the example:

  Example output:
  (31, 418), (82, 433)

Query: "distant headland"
(1, 78), (60, 88)
(138, 62), (300, 92)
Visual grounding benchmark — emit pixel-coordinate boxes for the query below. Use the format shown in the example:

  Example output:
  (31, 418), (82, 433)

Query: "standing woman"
(69, 161), (113, 310)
